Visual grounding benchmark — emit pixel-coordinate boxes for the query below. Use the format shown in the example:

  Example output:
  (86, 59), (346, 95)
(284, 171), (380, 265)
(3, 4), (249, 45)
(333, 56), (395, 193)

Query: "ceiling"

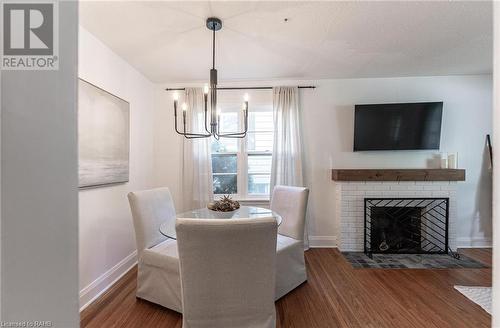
(79, 1), (493, 84)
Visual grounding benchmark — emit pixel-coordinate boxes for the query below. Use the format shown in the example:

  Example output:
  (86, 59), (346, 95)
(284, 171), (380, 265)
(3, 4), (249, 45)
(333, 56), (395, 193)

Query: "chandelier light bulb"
(173, 92), (179, 101)
(244, 93), (249, 102)
(204, 84), (209, 94)
(182, 103), (187, 112)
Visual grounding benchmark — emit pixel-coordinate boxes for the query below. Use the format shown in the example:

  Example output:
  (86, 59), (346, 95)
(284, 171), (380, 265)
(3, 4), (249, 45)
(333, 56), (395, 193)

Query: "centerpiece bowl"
(207, 195), (240, 218)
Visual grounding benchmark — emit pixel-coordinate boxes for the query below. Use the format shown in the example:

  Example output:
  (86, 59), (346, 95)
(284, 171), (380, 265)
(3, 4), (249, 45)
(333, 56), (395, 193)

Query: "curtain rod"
(165, 86), (316, 91)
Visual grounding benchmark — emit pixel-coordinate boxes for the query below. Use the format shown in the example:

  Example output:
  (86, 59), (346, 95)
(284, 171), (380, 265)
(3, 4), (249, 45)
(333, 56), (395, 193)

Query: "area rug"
(342, 252), (488, 269)
(454, 286), (492, 314)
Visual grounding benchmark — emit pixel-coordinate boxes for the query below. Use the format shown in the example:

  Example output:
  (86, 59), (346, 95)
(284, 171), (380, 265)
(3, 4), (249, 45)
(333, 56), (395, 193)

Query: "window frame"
(212, 93), (273, 201)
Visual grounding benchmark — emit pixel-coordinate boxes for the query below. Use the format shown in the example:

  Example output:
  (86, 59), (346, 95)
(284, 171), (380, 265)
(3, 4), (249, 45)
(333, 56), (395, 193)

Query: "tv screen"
(353, 102), (443, 151)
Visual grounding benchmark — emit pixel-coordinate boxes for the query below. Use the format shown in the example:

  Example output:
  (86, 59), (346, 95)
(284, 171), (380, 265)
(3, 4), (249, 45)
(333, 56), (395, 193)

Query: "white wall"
(152, 90), (183, 208)
(78, 27), (158, 309)
(1, 2), (79, 326)
(157, 75), (492, 248)
(301, 75), (492, 247)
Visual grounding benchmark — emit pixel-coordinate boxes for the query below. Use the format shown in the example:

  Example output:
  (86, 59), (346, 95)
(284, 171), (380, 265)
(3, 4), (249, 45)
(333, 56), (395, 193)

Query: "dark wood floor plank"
(81, 248), (492, 328)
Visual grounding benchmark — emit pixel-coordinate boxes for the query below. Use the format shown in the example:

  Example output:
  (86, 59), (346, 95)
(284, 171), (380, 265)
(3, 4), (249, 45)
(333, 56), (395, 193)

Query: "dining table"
(159, 205), (282, 239)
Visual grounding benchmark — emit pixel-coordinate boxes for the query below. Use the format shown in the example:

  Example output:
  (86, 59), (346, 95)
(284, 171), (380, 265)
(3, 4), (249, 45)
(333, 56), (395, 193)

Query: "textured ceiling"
(80, 1), (493, 83)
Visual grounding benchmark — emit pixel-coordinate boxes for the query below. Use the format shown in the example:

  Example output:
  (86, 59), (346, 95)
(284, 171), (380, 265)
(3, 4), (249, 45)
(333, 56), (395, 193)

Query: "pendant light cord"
(212, 27), (216, 69)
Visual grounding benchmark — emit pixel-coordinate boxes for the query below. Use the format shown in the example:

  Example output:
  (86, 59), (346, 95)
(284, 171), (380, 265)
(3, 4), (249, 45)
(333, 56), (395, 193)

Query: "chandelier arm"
(217, 133), (247, 139)
(216, 107), (248, 137)
(217, 127), (248, 137)
(183, 132), (212, 137)
(178, 130), (212, 138)
(175, 109), (211, 137)
(183, 133), (212, 139)
(216, 127), (247, 137)
(174, 121), (185, 135)
(179, 123), (212, 137)
(204, 94), (211, 134)
(178, 128), (212, 138)
(173, 101), (186, 135)
(217, 131), (246, 136)
(178, 106), (211, 138)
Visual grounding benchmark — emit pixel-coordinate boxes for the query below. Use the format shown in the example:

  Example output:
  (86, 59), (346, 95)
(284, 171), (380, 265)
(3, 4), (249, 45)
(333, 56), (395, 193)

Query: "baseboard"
(79, 251), (137, 312)
(456, 237), (492, 248)
(308, 236), (338, 248)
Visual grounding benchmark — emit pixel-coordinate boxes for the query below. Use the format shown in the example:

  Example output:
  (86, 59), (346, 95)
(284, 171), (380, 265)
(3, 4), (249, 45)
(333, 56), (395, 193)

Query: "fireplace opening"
(365, 198), (449, 256)
(370, 207), (422, 253)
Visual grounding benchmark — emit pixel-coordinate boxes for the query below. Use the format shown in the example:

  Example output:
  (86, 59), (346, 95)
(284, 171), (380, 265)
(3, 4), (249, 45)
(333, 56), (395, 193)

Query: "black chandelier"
(173, 17), (248, 139)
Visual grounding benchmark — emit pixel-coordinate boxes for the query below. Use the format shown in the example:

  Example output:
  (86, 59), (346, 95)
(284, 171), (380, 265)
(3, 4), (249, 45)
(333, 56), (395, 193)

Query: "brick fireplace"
(332, 169), (465, 252)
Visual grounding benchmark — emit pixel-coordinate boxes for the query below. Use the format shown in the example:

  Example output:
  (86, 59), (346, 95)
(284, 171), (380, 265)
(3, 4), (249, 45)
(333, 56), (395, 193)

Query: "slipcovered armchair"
(176, 218), (278, 328)
(270, 185), (310, 300)
(127, 187), (182, 313)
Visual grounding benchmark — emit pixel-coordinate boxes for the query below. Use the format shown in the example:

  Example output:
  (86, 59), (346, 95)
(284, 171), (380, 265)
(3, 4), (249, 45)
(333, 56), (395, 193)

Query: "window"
(211, 90), (273, 199)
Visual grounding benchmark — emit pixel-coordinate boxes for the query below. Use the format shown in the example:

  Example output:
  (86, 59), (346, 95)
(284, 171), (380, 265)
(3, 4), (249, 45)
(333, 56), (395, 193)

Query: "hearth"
(364, 198), (449, 257)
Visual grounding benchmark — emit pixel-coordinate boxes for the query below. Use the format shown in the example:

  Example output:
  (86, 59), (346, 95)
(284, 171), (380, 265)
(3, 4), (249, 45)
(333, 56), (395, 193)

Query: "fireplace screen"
(364, 198), (449, 256)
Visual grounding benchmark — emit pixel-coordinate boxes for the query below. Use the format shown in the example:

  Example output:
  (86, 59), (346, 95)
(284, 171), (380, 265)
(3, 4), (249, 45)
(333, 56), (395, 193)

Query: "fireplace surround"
(332, 169), (463, 252)
(334, 180), (458, 252)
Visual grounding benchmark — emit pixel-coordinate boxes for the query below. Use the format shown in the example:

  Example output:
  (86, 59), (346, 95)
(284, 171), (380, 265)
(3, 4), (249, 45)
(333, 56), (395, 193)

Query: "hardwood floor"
(81, 248), (492, 328)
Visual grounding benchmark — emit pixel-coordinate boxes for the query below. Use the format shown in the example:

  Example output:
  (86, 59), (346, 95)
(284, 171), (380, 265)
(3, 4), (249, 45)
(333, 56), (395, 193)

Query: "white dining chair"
(176, 218), (277, 328)
(127, 187), (182, 313)
(270, 185), (310, 300)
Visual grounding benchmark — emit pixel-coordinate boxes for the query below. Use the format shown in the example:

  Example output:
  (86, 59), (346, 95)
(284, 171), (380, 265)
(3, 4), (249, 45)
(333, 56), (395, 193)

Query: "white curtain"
(270, 87), (308, 248)
(181, 88), (214, 211)
(271, 87), (303, 188)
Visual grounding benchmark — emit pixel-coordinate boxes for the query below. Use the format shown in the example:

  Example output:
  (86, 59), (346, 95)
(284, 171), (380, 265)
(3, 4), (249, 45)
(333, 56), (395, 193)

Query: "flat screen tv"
(353, 102), (443, 151)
